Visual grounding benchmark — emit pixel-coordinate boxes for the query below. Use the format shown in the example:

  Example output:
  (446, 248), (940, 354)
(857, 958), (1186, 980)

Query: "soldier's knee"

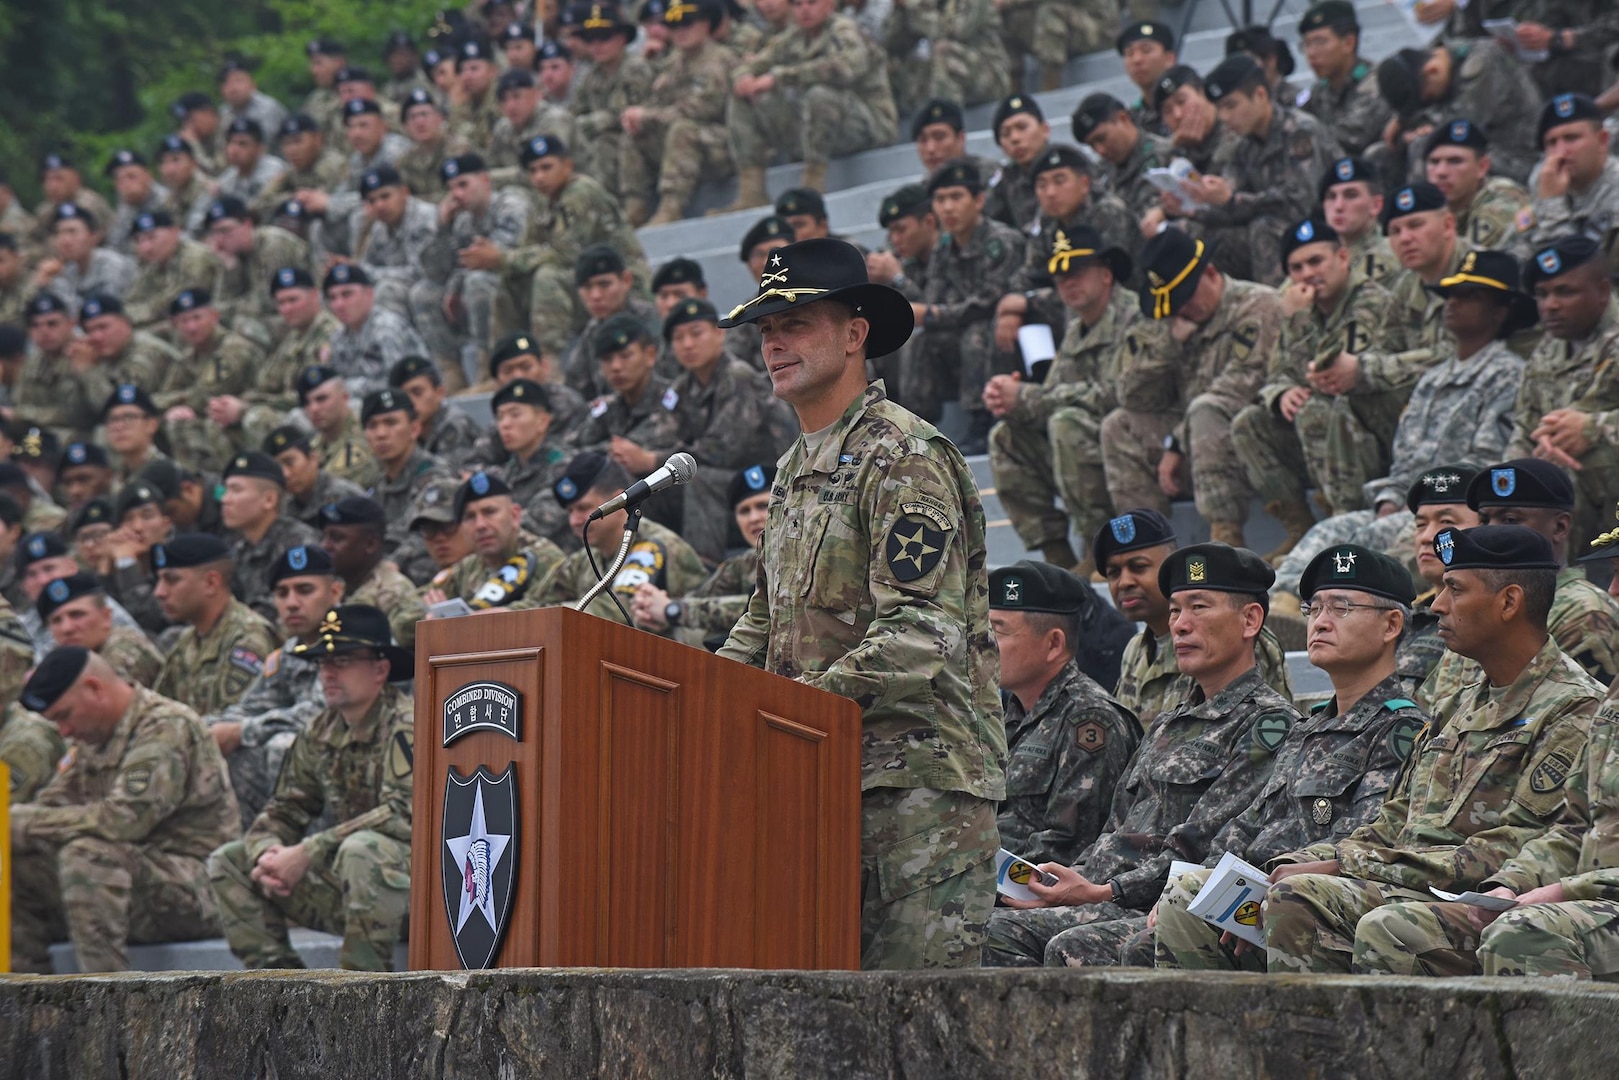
(59, 835), (128, 872)
(335, 831), (410, 888)
(1098, 408), (1129, 443)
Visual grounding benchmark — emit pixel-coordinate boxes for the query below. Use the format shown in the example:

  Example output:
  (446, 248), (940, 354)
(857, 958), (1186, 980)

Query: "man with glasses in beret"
(209, 604), (415, 970)
(9, 646), (240, 972)
(1262, 524), (1601, 974)
(1295, 1), (1389, 157)
(123, 210), (224, 334)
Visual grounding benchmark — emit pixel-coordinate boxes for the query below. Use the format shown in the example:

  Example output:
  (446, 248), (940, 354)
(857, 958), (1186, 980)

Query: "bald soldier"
(717, 238), (1005, 969)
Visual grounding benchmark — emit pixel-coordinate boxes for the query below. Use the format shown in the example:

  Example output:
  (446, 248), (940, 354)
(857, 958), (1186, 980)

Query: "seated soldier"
(984, 543), (1300, 967)
(201, 196), (311, 351)
(294, 365), (379, 489)
(67, 499), (114, 576)
(319, 496), (425, 650)
(988, 560), (1140, 869)
(775, 188), (835, 243)
(909, 98), (998, 184)
(73, 293), (177, 414)
(10, 647), (240, 973)
(0, 692), (64, 805)
(264, 426), (365, 529)
(461, 332), (591, 472)
(16, 529), (144, 658)
(1423, 120), (1530, 256)
(522, 453), (707, 620)
(422, 471), (565, 615)
(360, 387), (452, 585)
(55, 442), (114, 512)
(561, 246), (662, 398)
(568, 314), (680, 472)
(220, 451), (321, 624)
(208, 604), (414, 971)
(35, 203), (136, 311)
(1396, 466), (1483, 690)
(388, 356), (481, 470)
(1071, 93), (1173, 221)
(103, 149), (168, 256)
(323, 263), (429, 399)
(882, 0), (1010, 115)
(347, 166), (440, 320)
(98, 479), (176, 637)
(101, 385), (168, 487)
(1152, 65), (1234, 177)
(142, 460), (226, 536)
(1115, 20), (1177, 137)
(1294, 1), (1390, 157)
(1525, 93), (1619, 247)
(487, 378), (574, 553)
(37, 570), (164, 686)
(408, 476), (476, 595)
(0, 457), (66, 535)
(157, 287), (262, 474)
(981, 95), (1052, 233)
(1319, 157), (1400, 287)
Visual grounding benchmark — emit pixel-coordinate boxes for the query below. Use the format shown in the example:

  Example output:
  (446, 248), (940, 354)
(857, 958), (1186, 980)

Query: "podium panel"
(409, 607), (862, 971)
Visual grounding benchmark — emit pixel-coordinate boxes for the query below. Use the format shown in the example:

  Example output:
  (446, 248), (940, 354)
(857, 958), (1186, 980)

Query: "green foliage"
(0, 0), (447, 204)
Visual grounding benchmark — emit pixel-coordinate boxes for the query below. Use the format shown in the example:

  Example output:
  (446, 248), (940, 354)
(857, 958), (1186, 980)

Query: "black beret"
(222, 450), (285, 487)
(1299, 544), (1415, 605)
(15, 530), (69, 571)
(226, 117), (266, 142)
(1406, 464), (1478, 511)
(554, 450), (608, 506)
(1137, 227), (1206, 320)
(592, 311), (654, 356)
(25, 293), (70, 319)
(455, 470), (514, 519)
(1071, 93), (1127, 142)
(1434, 524), (1557, 571)
(491, 377), (553, 412)
(401, 88), (439, 117)
(156, 134), (195, 158)
(296, 364), (340, 403)
(1117, 20), (1175, 53)
(911, 98), (965, 139)
(1152, 65), (1203, 109)
(58, 442), (110, 473)
(134, 459), (182, 500)
(359, 164), (403, 194)
(388, 355), (439, 387)
(323, 262), (373, 291)
(440, 153), (488, 181)
(104, 149), (147, 176)
(279, 114), (322, 138)
(727, 463), (776, 509)
(262, 425), (313, 457)
(308, 37), (347, 57)
(501, 20), (536, 40)
(77, 294), (125, 324)
(21, 646), (91, 713)
(775, 187), (827, 220)
(0, 461), (25, 490)
(1203, 54), (1264, 103)
(360, 387), (415, 423)
(738, 215), (794, 261)
(1524, 235), (1603, 289)
(989, 559), (1088, 614)
(497, 69), (536, 95)
(113, 480), (164, 522)
(992, 93), (1044, 134)
(131, 210), (175, 234)
(36, 572), (104, 622)
(1092, 509), (1176, 566)
(519, 135), (568, 165)
(457, 38), (497, 64)
(382, 30), (413, 56)
(1540, 93), (1603, 146)
(575, 244), (626, 285)
(1028, 143), (1090, 181)
(70, 499), (113, 534)
(0, 493), (23, 529)
(274, 199), (309, 223)
(652, 257), (705, 291)
(335, 64), (375, 85)
(169, 287), (212, 315)
(1279, 216), (1340, 269)
(205, 196), (251, 223)
(1158, 541), (1275, 598)
(489, 331), (542, 375)
(172, 91), (214, 117)
(538, 39), (572, 61)
(40, 152), (74, 173)
(319, 495), (386, 527)
(1319, 156), (1376, 199)
(420, 47), (447, 73)
(1466, 458), (1574, 511)
(52, 202), (97, 230)
(1381, 181), (1447, 228)
(662, 297), (719, 341)
(926, 159), (982, 196)
(879, 183), (930, 227)
(1226, 25), (1294, 77)
(1424, 117), (1488, 158)
(270, 265), (316, 296)
(1300, 1), (1358, 34)
(153, 532), (230, 570)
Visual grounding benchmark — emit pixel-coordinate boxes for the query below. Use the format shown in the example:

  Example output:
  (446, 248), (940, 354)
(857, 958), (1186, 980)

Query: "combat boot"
(1263, 499), (1317, 566)
(647, 196), (685, 226)
(1209, 521), (1246, 548)
(711, 168), (769, 215)
(800, 161), (828, 192)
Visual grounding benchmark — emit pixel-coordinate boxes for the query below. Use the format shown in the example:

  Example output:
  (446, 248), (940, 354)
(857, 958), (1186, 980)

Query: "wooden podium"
(408, 607), (863, 971)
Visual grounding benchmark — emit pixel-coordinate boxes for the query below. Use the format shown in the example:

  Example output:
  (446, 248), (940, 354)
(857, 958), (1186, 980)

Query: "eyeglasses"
(316, 652), (380, 670)
(1299, 598), (1397, 621)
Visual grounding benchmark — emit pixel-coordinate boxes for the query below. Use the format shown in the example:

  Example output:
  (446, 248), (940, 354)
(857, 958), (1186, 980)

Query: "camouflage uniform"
(983, 156), (1040, 233)
(1297, 61), (1392, 157)
(313, 411), (381, 490)
(249, 150), (350, 223)
(1007, 194), (1141, 334)
(984, 665), (1298, 967)
(124, 239), (226, 332)
(207, 640), (324, 827)
(1101, 278), (1283, 528)
(343, 561), (424, 653)
(1401, 41), (1542, 186)
(728, 14), (899, 169)
(437, 528), (566, 612)
(351, 197), (439, 316)
(161, 175), (215, 238)
(449, 88), (503, 152)
(620, 39), (735, 211)
(236, 310), (342, 451)
(229, 516), (322, 624)
(70, 334), (178, 436)
(1113, 626), (1296, 735)
(100, 622), (166, 687)
(569, 372), (682, 460)
(221, 91), (290, 145)
(499, 441), (573, 550)
(208, 683), (415, 971)
(153, 598), (278, 720)
(13, 346), (88, 441)
(883, 0), (1010, 118)
(1154, 676), (1428, 971)
(155, 325), (264, 473)
(1345, 230), (1403, 289)
(41, 249), (138, 310)
(488, 102), (577, 182)
(9, 686), (240, 973)
(420, 405), (484, 471)
(397, 134), (470, 202)
(1456, 177), (1532, 255)
(1395, 590), (1447, 691)
(1261, 639), (1600, 973)
(1104, 131), (1175, 220)
(215, 225), (312, 349)
(373, 447), (452, 580)
(1193, 107), (1342, 285)
(413, 187), (532, 377)
(671, 547), (757, 647)
(571, 53), (655, 198)
(920, 216), (1027, 417)
(328, 306), (429, 398)
(999, 659), (1141, 868)
(719, 382), (1005, 970)
(287, 470), (365, 528)
(997, 0), (1109, 82)
(563, 296), (665, 398)
(1527, 156), (1619, 248)
(0, 702), (65, 804)
(526, 517), (707, 623)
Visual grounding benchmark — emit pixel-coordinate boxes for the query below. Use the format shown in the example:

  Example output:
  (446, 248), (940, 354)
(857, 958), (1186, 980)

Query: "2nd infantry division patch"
(886, 513), (948, 582)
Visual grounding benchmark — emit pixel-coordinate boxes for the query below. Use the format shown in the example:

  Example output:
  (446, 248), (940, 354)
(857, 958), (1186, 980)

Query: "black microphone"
(586, 452), (697, 521)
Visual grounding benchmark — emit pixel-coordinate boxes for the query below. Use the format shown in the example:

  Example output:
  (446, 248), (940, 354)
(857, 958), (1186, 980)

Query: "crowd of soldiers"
(10, 0), (1619, 982)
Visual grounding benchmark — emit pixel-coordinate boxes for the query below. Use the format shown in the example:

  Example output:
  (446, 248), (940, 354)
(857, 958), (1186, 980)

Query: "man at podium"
(717, 238), (1006, 970)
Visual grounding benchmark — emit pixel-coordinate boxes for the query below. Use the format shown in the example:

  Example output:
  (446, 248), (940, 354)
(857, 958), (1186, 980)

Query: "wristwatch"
(663, 601), (684, 628)
(1109, 879), (1123, 903)
(1162, 434), (1181, 454)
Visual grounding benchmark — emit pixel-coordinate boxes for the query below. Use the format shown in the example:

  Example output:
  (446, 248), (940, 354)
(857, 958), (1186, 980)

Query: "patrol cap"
(323, 262), (373, 291)
(1523, 235), (1603, 289)
(320, 495), (387, 528)
(728, 463), (775, 509)
(1028, 144), (1091, 181)
(489, 331), (542, 375)
(69, 499), (113, 536)
(130, 209), (175, 235)
(263, 424), (313, 456)
(360, 387), (415, 423)
(1203, 54), (1265, 103)
(295, 363), (341, 403)
(156, 134), (195, 159)
(538, 39), (572, 62)
(14, 530), (69, 572)
(592, 311), (654, 355)
(440, 153), (488, 182)
(57, 442), (110, 474)
(1580, 503), (1619, 564)
(1047, 224), (1132, 284)
(738, 215), (794, 261)
(1375, 48), (1429, 117)
(1157, 541), (1275, 602)
(575, 244), (627, 285)
(652, 256), (705, 291)
(878, 183), (930, 227)
(401, 87), (440, 117)
(992, 93), (1044, 135)
(457, 38), (497, 64)
(911, 98), (965, 139)
(36, 572), (105, 623)
(1092, 508), (1176, 567)
(103, 149), (147, 177)
(270, 265), (316, 297)
(20, 646), (91, 714)
(1117, 20), (1175, 53)
(152, 532), (230, 570)
(1318, 156), (1376, 199)
(77, 293), (125, 324)
(1299, 544), (1415, 605)
(169, 287), (212, 315)
(554, 450), (609, 506)
(25, 293), (70, 320)
(1137, 227), (1206, 320)
(1540, 93), (1603, 145)
(52, 202), (97, 230)
(1428, 249), (1539, 335)
(205, 196), (251, 223)
(497, 69), (537, 96)
(291, 604), (414, 677)
(1380, 181), (1446, 228)
(226, 117), (266, 143)
(1071, 93), (1127, 142)
(359, 164), (404, 194)
(1405, 464), (1478, 511)
(101, 383), (159, 421)
(1432, 524), (1558, 572)
(1226, 25), (1294, 78)
(1152, 65), (1203, 109)
(491, 377), (552, 412)
(455, 470), (514, 519)
(1299, 0), (1358, 34)
(222, 450), (286, 487)
(989, 559), (1088, 614)
(113, 479), (164, 522)
(335, 64), (375, 86)
(925, 159), (982, 196)
(279, 113), (322, 138)
(388, 355), (440, 388)
(1466, 458), (1574, 512)
(1279, 216), (1340, 268)
(519, 135), (568, 165)
(1424, 117), (1488, 158)
(662, 297), (719, 340)
(408, 476), (461, 528)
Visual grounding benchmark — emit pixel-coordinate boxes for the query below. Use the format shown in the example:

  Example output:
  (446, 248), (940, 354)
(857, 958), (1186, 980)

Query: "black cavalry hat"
(718, 238), (914, 358)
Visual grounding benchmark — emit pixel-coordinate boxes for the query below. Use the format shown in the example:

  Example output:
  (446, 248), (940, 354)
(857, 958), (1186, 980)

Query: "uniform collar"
(797, 381), (887, 476)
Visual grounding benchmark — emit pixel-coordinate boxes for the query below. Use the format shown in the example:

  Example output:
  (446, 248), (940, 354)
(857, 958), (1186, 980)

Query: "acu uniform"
(208, 637), (325, 828)
(619, 22), (736, 220)
(525, 517), (708, 622)
(0, 701), (66, 804)
(570, 27), (655, 198)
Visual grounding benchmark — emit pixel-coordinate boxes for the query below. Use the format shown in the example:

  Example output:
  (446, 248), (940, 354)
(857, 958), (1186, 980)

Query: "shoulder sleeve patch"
(389, 727), (414, 780)
(885, 513), (948, 583)
(1074, 719), (1107, 754)
(230, 646), (264, 674)
(613, 539), (668, 593)
(1387, 716), (1427, 762)
(1530, 747), (1575, 794)
(1252, 712), (1292, 753)
(121, 764), (153, 797)
(262, 648), (282, 678)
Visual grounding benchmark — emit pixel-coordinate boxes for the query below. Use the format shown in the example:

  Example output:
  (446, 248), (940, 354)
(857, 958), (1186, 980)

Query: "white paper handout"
(1017, 324), (1056, 378)
(1429, 887), (1518, 911)
(994, 848), (1057, 903)
(1144, 158), (1209, 212)
(427, 597), (476, 620)
(1481, 20), (1549, 63)
(1185, 851), (1272, 947)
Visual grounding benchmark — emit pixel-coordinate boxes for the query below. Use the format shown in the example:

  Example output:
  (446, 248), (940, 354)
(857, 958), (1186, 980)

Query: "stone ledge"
(2, 968), (1617, 1079)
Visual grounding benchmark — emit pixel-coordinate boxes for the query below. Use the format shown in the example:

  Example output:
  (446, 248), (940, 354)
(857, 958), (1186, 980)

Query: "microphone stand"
(573, 506), (644, 616)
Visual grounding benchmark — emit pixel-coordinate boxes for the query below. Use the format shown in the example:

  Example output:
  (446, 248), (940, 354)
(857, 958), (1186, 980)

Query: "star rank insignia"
(885, 514), (946, 582)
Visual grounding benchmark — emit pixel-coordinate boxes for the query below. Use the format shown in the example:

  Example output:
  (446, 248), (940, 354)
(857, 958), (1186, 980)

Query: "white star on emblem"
(1333, 550), (1356, 574)
(443, 782), (511, 935)
(770, 254), (782, 266)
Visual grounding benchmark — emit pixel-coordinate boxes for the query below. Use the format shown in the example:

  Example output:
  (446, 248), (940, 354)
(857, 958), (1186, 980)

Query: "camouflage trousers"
(577, 132), (628, 201)
(208, 831), (411, 972)
(999, 0), (1111, 69)
(165, 415), (234, 476)
(1271, 508), (1416, 598)
(891, 42), (1014, 119)
(918, 323), (1015, 416)
(676, 464), (741, 566)
(372, 278), (415, 321)
(989, 407), (1112, 559)
(1231, 391), (1401, 516)
(1101, 396), (1251, 527)
(620, 118), (734, 208)
(982, 898), (1143, 967)
(1049, 913), (1153, 967)
(225, 730), (298, 831)
(410, 272), (500, 386)
(1350, 898), (1487, 976)
(10, 837), (220, 973)
(728, 86), (898, 169)
(491, 262), (588, 360)
(1153, 866), (1267, 971)
(861, 785), (999, 970)
(1480, 900), (1619, 980)
(1198, 218), (1290, 288)
(1261, 872), (1433, 973)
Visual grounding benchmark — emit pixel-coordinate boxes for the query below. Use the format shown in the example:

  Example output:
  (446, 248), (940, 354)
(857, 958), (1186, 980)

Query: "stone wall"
(3, 968), (1618, 1078)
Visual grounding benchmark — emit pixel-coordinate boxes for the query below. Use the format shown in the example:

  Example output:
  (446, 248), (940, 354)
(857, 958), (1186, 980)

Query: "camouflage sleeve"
(1199, 121), (1339, 227)
(655, 55), (732, 126)
(488, 192), (532, 251)
(675, 385), (778, 468)
(716, 545), (773, 669)
(244, 726), (327, 861)
(101, 563), (168, 637)
(1257, 312), (1312, 410)
(925, 231), (1027, 330)
(79, 353), (156, 418)
(1552, 593), (1619, 688)
(1367, 358), (1523, 509)
(624, 405), (681, 455)
(1329, 76), (1393, 157)
(420, 221), (461, 286)
(1020, 707), (1140, 867)
(0, 714), (64, 804)
(1111, 324), (1184, 414)
(1485, 732), (1595, 896)
(772, 19), (870, 91)
(0, 609), (34, 706)
(302, 713), (414, 863)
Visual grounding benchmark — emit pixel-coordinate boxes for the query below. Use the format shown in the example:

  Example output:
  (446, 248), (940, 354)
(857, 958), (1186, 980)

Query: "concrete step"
(47, 929), (409, 974)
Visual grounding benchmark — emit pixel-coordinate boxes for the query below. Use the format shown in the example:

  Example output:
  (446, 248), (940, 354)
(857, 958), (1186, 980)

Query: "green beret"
(989, 560), (1087, 613)
(1158, 542), (1274, 598)
(1299, 544), (1415, 605)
